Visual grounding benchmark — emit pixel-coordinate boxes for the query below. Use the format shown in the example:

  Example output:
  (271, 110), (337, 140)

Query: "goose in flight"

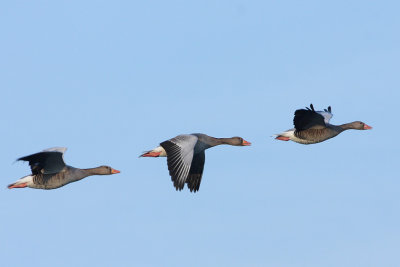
(8, 147), (120, 189)
(275, 104), (372, 144)
(140, 134), (251, 192)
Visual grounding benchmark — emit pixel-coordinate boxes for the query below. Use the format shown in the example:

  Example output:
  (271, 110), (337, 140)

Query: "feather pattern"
(293, 104), (326, 131)
(317, 106), (333, 124)
(186, 151), (205, 192)
(18, 147), (67, 175)
(160, 135), (198, 191)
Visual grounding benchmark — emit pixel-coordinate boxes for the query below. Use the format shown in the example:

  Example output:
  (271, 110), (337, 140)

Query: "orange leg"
(8, 183), (27, 189)
(275, 136), (290, 141)
(140, 151), (162, 157)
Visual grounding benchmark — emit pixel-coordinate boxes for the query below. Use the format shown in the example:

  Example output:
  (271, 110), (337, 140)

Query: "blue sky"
(1, 1), (399, 266)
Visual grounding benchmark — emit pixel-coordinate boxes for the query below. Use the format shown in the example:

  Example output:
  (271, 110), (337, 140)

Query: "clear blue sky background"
(1, 1), (399, 266)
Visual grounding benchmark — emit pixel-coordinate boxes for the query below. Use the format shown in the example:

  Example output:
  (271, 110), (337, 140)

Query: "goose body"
(140, 133), (251, 192)
(275, 104), (372, 144)
(8, 147), (120, 190)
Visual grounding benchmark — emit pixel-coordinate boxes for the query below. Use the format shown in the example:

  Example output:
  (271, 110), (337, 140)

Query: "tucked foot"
(8, 183), (28, 189)
(140, 151), (162, 157)
(275, 136), (290, 141)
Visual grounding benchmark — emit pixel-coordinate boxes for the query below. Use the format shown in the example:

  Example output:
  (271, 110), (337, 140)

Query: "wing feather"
(18, 147), (67, 175)
(160, 135), (198, 191)
(293, 104), (327, 131)
(186, 151), (206, 193)
(317, 106), (333, 124)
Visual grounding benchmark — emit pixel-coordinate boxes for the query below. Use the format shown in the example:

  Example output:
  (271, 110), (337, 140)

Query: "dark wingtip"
(173, 181), (185, 191)
(328, 106), (332, 113)
(188, 185), (199, 193)
(310, 103), (315, 111)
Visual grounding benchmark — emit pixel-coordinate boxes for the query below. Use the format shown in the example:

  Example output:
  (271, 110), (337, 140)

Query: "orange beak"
(364, 124), (372, 130)
(242, 140), (251, 146)
(111, 168), (120, 174)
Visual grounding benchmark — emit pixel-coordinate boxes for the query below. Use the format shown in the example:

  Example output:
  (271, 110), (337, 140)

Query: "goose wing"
(160, 135), (198, 191)
(186, 151), (205, 193)
(317, 106), (333, 124)
(293, 104), (326, 131)
(18, 147), (67, 175)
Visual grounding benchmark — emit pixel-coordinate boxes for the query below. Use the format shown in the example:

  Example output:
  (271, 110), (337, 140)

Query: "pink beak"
(363, 124), (372, 130)
(242, 140), (251, 146)
(111, 169), (120, 174)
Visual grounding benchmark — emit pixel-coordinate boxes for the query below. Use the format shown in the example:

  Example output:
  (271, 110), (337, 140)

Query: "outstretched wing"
(18, 147), (67, 175)
(317, 106), (333, 124)
(186, 151), (205, 193)
(293, 104), (326, 131)
(160, 135), (198, 191)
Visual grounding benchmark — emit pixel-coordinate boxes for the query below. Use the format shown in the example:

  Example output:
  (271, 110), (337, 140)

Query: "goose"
(8, 147), (120, 189)
(275, 104), (372, 144)
(140, 133), (251, 192)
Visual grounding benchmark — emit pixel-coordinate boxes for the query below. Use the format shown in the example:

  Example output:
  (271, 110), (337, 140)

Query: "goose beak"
(364, 124), (372, 130)
(242, 140), (251, 146)
(111, 169), (120, 174)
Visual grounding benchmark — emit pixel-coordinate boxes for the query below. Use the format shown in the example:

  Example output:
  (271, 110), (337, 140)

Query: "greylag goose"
(275, 104), (372, 144)
(140, 133), (251, 192)
(8, 147), (120, 189)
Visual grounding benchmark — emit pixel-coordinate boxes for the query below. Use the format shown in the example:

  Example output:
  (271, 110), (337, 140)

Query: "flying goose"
(275, 104), (372, 144)
(140, 134), (251, 192)
(8, 147), (120, 189)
